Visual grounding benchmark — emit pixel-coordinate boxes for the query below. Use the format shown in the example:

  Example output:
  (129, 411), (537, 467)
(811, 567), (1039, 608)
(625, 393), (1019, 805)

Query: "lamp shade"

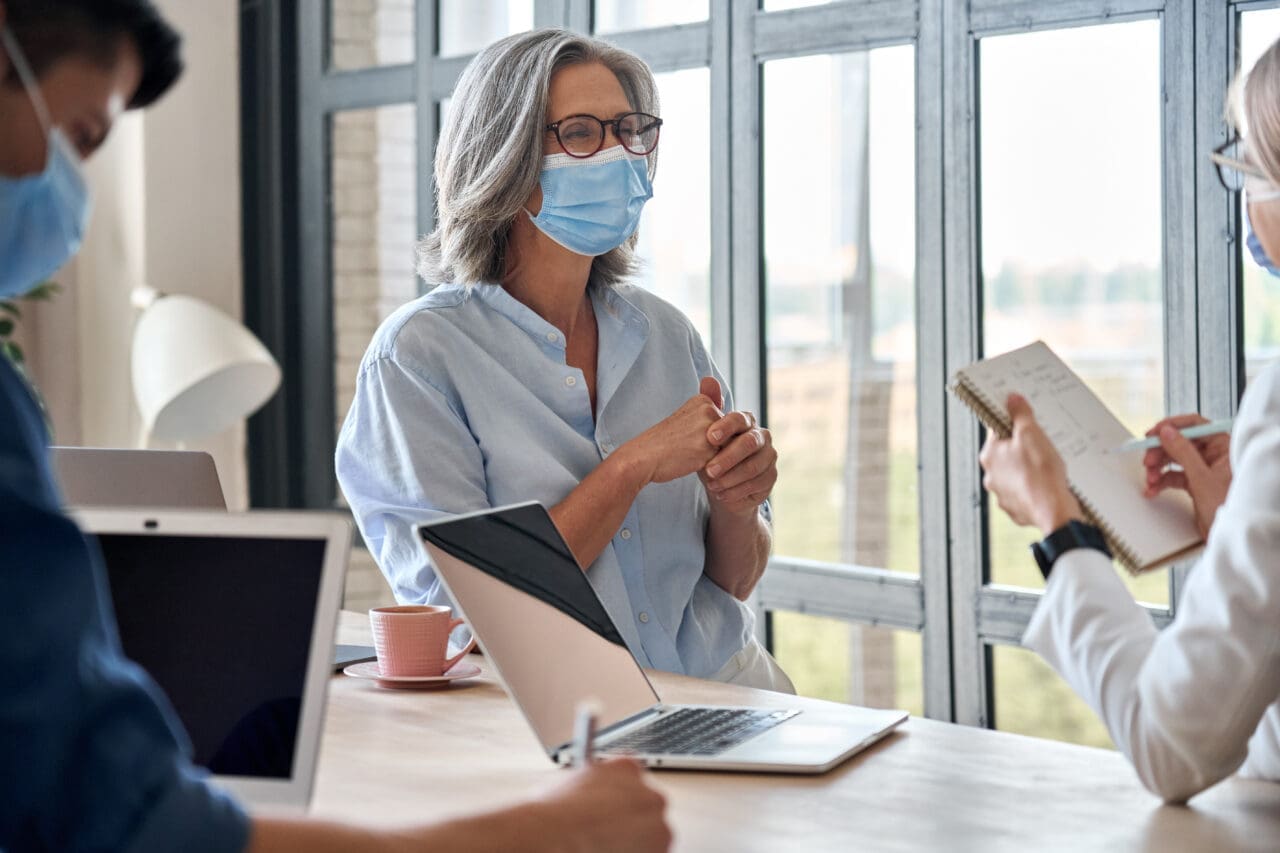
(132, 294), (281, 443)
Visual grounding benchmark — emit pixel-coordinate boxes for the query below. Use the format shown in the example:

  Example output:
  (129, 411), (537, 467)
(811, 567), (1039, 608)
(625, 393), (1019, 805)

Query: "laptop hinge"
(552, 705), (666, 764)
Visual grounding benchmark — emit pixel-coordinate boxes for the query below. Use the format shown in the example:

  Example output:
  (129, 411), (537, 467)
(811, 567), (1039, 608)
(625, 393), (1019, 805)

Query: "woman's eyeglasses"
(545, 112), (663, 158)
(1211, 134), (1269, 192)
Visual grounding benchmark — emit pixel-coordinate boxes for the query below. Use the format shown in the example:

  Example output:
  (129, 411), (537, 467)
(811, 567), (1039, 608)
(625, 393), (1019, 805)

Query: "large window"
(762, 45), (920, 713)
(248, 0), (1273, 746)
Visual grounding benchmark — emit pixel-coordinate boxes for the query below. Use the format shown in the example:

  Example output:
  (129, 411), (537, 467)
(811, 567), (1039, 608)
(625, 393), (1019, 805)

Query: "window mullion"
(943, 1), (989, 729)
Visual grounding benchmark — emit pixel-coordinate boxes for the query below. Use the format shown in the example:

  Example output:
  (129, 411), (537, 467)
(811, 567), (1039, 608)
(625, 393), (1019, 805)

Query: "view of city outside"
(1240, 10), (1280, 385)
(760, 45), (923, 715)
(979, 20), (1163, 746)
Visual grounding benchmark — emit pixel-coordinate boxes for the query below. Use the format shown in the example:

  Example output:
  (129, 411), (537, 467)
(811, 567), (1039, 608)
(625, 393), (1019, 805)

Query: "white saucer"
(344, 660), (482, 690)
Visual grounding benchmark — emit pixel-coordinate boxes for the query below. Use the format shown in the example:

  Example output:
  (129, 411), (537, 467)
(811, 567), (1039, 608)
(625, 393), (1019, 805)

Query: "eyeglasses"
(1210, 134), (1269, 192)
(545, 112), (663, 158)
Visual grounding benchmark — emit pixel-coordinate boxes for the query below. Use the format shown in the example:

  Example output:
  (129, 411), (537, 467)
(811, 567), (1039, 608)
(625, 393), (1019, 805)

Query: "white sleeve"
(1023, 366), (1280, 803)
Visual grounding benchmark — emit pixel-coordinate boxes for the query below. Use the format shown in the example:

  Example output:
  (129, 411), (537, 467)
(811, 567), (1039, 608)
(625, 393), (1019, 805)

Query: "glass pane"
(439, 0), (534, 58)
(762, 0), (832, 10)
(1240, 10), (1280, 384)
(992, 644), (1114, 749)
(764, 46), (918, 574)
(633, 68), (711, 345)
(331, 105), (419, 484)
(978, 21), (1167, 605)
(329, 0), (415, 71)
(593, 1), (708, 33)
(771, 612), (923, 716)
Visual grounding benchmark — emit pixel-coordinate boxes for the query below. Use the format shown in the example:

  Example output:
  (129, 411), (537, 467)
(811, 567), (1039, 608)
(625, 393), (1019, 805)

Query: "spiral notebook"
(950, 341), (1203, 574)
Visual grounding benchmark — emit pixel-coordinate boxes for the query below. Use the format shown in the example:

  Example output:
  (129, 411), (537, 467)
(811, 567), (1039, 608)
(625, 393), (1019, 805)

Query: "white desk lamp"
(131, 286), (281, 447)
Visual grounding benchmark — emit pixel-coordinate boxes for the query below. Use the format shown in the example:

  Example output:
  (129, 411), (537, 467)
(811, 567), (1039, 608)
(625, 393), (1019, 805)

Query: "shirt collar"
(469, 283), (568, 351)
(470, 282), (652, 350)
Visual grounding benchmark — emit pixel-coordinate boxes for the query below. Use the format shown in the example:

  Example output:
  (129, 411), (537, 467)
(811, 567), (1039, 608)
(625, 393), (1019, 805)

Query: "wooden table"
(312, 612), (1280, 851)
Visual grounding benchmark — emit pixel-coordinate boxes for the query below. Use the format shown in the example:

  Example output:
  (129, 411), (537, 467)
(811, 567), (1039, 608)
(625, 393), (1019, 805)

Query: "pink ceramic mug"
(369, 605), (476, 677)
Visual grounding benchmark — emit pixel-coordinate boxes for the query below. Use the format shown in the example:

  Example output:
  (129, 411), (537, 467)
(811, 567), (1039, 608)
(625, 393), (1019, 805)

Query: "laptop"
(417, 502), (907, 774)
(75, 508), (350, 807)
(53, 447), (227, 509)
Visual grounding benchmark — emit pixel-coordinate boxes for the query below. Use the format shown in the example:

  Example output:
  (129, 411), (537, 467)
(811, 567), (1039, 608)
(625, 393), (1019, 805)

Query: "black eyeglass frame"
(1211, 133), (1269, 193)
(544, 112), (664, 159)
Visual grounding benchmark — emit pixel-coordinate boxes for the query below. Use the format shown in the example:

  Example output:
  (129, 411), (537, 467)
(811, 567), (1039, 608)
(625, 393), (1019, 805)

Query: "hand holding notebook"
(951, 341), (1203, 574)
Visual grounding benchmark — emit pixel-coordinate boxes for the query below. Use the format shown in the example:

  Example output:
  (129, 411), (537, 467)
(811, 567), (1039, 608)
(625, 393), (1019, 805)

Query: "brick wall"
(330, 0), (418, 611)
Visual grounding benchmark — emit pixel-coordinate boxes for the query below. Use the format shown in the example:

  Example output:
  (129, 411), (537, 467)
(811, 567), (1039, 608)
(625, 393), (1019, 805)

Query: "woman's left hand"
(698, 378), (777, 517)
(979, 393), (1083, 536)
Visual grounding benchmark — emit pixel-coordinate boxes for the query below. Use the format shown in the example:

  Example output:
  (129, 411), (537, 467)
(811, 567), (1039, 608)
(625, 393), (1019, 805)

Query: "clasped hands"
(632, 376), (777, 517)
(979, 394), (1232, 540)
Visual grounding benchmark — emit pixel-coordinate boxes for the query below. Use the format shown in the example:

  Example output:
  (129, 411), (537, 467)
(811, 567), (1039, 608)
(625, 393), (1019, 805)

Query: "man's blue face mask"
(525, 145), (653, 257)
(0, 28), (92, 299)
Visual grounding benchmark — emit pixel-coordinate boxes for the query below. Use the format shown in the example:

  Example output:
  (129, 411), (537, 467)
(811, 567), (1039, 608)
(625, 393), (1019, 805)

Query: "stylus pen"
(573, 701), (600, 767)
(1110, 418), (1234, 454)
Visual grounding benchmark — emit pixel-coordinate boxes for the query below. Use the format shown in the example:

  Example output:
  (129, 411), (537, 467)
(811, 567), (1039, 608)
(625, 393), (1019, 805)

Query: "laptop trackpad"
(722, 709), (904, 763)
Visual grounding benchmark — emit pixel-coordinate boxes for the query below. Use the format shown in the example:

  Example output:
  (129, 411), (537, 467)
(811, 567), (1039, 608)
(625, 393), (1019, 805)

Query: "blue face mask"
(0, 28), (92, 299)
(526, 145), (653, 257)
(1245, 204), (1280, 277)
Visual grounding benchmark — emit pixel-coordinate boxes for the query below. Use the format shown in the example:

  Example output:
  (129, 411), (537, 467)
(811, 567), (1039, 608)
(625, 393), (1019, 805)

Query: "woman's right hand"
(537, 758), (672, 853)
(1142, 413), (1232, 539)
(622, 379), (723, 485)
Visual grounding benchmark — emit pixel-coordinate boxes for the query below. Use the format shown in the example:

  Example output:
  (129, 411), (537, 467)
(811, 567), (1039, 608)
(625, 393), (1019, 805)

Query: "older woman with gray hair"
(336, 28), (793, 692)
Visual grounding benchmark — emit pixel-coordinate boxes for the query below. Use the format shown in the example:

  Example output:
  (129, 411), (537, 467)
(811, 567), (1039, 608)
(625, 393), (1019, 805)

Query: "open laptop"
(53, 447), (227, 509)
(75, 508), (350, 807)
(418, 502), (907, 774)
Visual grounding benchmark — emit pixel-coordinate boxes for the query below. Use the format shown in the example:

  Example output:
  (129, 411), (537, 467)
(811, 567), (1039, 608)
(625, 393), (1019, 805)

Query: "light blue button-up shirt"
(336, 282), (756, 677)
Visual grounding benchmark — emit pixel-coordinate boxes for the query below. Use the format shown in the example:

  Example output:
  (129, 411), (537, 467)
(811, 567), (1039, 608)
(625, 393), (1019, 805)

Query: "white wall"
(29, 0), (249, 509)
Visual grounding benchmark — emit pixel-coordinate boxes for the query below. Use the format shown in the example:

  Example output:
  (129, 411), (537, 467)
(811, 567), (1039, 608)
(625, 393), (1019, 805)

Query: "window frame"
(242, 0), (1269, 734)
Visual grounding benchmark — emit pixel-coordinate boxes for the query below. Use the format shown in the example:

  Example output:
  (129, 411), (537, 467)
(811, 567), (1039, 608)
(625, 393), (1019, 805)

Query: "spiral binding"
(949, 375), (1143, 575)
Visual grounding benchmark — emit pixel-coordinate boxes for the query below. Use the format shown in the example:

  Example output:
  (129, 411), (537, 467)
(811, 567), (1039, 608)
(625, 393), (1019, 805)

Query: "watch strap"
(1031, 520), (1112, 580)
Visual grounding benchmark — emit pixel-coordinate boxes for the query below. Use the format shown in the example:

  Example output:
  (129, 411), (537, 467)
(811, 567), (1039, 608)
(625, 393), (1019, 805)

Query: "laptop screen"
(96, 533), (324, 780)
(420, 503), (659, 754)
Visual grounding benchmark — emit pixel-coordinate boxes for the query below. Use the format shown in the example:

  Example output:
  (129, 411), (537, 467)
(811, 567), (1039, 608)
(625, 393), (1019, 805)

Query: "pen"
(1110, 418), (1234, 454)
(573, 700), (600, 767)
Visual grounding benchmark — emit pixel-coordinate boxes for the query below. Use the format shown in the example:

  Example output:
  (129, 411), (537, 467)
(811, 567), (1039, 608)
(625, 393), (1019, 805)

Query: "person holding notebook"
(977, 38), (1280, 805)
(337, 28), (793, 692)
(0, 2), (670, 851)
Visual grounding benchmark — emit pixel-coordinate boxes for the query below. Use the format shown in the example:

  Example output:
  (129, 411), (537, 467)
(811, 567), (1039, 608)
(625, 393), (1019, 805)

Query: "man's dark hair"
(3, 0), (183, 108)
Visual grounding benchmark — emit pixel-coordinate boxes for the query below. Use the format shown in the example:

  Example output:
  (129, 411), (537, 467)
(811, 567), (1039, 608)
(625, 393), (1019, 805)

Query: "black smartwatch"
(1030, 520), (1111, 580)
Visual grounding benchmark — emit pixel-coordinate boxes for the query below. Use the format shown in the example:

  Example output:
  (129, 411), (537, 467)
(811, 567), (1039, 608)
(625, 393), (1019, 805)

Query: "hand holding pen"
(573, 700), (600, 767)
(1140, 413), (1233, 539)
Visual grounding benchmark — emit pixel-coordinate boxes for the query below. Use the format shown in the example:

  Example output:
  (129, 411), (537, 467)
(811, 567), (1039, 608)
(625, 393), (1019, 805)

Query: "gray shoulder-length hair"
(416, 28), (660, 290)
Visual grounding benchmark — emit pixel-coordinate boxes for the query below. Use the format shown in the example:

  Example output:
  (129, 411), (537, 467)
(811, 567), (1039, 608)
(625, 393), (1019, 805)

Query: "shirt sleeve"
(1023, 368), (1280, 803)
(0, 371), (248, 851)
(335, 353), (491, 604)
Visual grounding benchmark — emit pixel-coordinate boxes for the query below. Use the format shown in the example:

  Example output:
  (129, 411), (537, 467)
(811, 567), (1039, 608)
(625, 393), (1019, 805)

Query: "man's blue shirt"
(0, 358), (248, 852)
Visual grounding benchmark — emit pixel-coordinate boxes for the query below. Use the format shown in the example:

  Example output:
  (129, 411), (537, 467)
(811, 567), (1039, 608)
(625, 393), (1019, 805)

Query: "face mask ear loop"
(1, 28), (56, 135)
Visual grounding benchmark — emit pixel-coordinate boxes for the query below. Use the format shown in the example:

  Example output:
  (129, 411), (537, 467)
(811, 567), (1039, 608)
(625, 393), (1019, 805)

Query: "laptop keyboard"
(602, 707), (801, 757)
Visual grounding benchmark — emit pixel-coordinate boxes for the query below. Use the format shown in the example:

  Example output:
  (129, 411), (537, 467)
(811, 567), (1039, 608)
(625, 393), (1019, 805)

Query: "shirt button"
(565, 376), (577, 387)
(639, 611), (650, 624)
(620, 528), (632, 540)
(546, 332), (558, 342)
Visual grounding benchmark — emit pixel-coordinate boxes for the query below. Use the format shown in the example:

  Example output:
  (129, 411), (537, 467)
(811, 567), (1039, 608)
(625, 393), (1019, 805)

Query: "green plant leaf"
(3, 341), (24, 364)
(0, 302), (20, 319)
(0, 319), (13, 337)
(24, 282), (60, 302)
